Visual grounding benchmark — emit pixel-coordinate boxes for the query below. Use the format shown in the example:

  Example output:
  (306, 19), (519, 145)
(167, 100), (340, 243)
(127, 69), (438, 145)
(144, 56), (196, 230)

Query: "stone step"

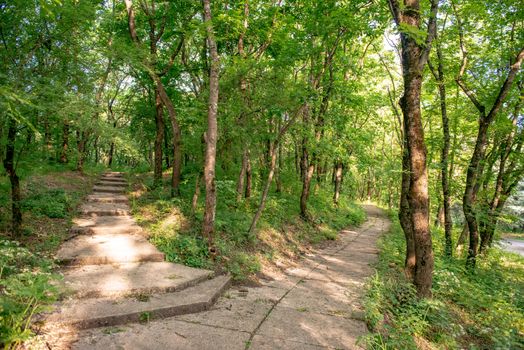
(57, 232), (164, 266)
(72, 215), (139, 231)
(45, 275), (230, 330)
(69, 225), (143, 236)
(61, 262), (215, 299)
(97, 181), (127, 187)
(103, 172), (124, 178)
(79, 203), (130, 216)
(86, 194), (129, 204)
(92, 185), (126, 194)
(100, 176), (126, 181)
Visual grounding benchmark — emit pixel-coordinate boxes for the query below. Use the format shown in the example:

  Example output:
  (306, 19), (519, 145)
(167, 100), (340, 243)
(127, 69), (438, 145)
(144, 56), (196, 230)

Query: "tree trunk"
(191, 173), (202, 215)
(429, 44), (453, 256)
(124, 0), (183, 195)
(300, 126), (315, 220)
(236, 148), (248, 201)
(401, 65), (433, 298)
(168, 109), (182, 197)
(76, 131), (87, 173)
(248, 143), (278, 235)
(456, 223), (469, 256)
(463, 121), (489, 268)
(202, 0), (219, 252)
(389, 0), (439, 297)
(276, 140), (283, 193)
(44, 117), (52, 158)
(399, 141), (416, 281)
(164, 128), (170, 169)
(245, 152), (252, 198)
(154, 90), (165, 186)
(60, 122), (69, 164)
(333, 161), (343, 205)
(3, 118), (22, 236)
(108, 141), (115, 167)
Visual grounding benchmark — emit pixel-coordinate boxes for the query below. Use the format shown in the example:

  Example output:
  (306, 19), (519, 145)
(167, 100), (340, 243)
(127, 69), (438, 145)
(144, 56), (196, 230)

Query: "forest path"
(36, 172), (229, 348)
(69, 205), (390, 350)
(500, 238), (524, 256)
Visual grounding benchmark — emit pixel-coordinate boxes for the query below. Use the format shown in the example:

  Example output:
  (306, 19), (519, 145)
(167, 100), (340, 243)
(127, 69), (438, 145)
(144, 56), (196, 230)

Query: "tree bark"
(245, 152), (252, 198)
(153, 90), (165, 185)
(248, 143), (277, 235)
(202, 0), (219, 252)
(76, 131), (87, 173)
(236, 148), (248, 201)
(300, 162), (315, 219)
(333, 161), (343, 205)
(429, 45), (453, 256)
(388, 0), (439, 297)
(3, 118), (22, 236)
(60, 122), (69, 164)
(108, 141), (115, 167)
(191, 173), (202, 215)
(456, 223), (468, 256)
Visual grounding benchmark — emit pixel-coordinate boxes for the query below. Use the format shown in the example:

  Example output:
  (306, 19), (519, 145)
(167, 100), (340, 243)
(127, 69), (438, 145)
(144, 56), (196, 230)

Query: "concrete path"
(67, 205), (390, 350)
(36, 173), (230, 348)
(500, 238), (524, 256)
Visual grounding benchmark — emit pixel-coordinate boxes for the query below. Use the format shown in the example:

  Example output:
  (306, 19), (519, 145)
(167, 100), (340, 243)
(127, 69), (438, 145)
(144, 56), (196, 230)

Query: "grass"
(128, 170), (366, 281)
(0, 163), (103, 349)
(362, 212), (524, 349)
(502, 232), (524, 240)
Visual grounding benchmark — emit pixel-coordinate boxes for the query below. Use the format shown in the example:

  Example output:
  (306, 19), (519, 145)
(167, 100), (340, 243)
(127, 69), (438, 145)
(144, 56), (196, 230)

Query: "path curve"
(70, 205), (390, 350)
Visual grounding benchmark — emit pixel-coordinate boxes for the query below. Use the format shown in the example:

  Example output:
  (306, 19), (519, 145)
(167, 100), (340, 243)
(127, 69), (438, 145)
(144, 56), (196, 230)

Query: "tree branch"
(486, 47), (524, 122)
(158, 36), (185, 77)
(418, 0), (439, 70)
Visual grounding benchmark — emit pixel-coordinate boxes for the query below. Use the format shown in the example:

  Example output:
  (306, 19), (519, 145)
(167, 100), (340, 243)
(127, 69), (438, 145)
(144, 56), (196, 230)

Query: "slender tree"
(202, 0), (219, 252)
(388, 0), (439, 297)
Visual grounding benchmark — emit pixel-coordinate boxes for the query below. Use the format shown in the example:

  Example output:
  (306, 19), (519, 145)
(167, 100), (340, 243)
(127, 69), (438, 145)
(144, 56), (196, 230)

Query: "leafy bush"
(151, 233), (210, 269)
(21, 188), (72, 218)
(130, 172), (366, 281)
(362, 213), (524, 349)
(0, 240), (59, 349)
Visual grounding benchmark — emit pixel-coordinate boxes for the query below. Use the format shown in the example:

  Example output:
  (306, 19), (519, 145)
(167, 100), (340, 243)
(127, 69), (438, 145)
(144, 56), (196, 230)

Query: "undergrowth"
(129, 171), (366, 281)
(362, 212), (524, 349)
(0, 240), (59, 349)
(0, 163), (103, 349)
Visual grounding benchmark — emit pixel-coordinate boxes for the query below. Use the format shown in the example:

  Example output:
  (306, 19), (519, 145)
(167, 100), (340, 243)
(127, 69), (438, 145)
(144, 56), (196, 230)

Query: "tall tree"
(454, 3), (524, 267)
(202, 0), (219, 252)
(428, 32), (453, 257)
(388, 0), (438, 297)
(124, 0), (184, 195)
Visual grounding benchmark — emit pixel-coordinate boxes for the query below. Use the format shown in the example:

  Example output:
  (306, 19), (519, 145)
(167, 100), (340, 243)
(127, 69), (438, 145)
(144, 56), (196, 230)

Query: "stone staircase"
(45, 172), (230, 330)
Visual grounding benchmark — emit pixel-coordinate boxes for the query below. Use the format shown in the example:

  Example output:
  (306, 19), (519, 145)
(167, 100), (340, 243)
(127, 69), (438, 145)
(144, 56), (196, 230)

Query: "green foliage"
(20, 188), (72, 219)
(0, 240), (59, 349)
(398, 23), (428, 46)
(362, 213), (524, 349)
(152, 234), (210, 269)
(130, 172), (366, 282)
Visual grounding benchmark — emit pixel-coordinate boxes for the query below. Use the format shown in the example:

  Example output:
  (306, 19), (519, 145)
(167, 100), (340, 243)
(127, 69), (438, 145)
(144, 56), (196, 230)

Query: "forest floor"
(41, 205), (390, 350)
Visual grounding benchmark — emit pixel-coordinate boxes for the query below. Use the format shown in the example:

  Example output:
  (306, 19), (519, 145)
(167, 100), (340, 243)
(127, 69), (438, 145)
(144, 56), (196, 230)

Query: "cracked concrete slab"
(256, 306), (367, 349)
(250, 335), (333, 349)
(74, 320), (250, 350)
(174, 298), (273, 332)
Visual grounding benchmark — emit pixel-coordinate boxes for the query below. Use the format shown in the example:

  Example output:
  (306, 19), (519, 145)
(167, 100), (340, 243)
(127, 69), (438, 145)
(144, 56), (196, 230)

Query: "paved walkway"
(500, 238), (524, 256)
(69, 205), (390, 350)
